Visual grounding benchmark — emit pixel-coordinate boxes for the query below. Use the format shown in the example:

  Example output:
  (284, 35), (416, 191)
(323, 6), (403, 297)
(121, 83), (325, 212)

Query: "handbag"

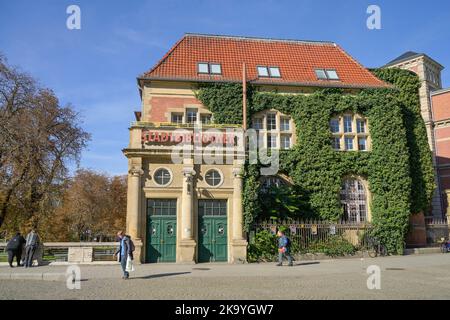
(125, 255), (135, 272)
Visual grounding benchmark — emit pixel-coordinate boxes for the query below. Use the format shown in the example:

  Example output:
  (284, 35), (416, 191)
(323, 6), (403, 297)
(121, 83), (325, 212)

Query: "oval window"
(154, 168), (172, 186)
(205, 169), (222, 187)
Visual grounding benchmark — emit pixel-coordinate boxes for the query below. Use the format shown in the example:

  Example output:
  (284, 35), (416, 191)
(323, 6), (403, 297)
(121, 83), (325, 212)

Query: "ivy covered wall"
(196, 69), (435, 254)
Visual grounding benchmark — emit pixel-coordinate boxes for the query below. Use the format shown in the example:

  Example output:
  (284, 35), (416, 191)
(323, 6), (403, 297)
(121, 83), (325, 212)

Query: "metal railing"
(0, 242), (119, 263)
(131, 121), (241, 129)
(424, 217), (449, 244)
(250, 219), (372, 251)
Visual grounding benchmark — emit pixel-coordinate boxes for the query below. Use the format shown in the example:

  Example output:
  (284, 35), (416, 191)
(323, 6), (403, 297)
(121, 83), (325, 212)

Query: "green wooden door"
(198, 200), (228, 262)
(146, 199), (177, 263)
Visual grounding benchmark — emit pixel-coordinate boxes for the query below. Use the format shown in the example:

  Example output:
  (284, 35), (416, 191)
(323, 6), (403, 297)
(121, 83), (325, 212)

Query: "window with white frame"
(330, 119), (340, 133)
(186, 108), (197, 124)
(331, 114), (369, 151)
(266, 113), (277, 130)
(252, 118), (263, 130)
(251, 110), (294, 150)
(280, 117), (290, 131)
(201, 114), (212, 124)
(344, 115), (352, 133)
(281, 135), (291, 150)
(171, 113), (183, 124)
(267, 134), (277, 149)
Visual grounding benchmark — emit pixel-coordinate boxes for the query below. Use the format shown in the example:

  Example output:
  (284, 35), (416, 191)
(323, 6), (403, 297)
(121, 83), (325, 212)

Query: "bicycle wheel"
(368, 246), (377, 258)
(379, 245), (387, 257)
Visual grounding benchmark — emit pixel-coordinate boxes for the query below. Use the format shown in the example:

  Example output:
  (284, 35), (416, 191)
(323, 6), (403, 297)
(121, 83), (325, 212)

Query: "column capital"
(232, 167), (243, 179)
(129, 167), (144, 177)
(182, 167), (196, 178)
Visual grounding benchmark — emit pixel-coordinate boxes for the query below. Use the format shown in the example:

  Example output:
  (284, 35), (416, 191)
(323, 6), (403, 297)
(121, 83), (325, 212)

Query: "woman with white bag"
(113, 231), (135, 279)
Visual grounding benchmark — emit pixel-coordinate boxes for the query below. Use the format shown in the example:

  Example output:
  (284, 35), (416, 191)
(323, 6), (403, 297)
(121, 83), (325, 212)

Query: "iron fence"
(249, 219), (373, 252)
(424, 217), (449, 244)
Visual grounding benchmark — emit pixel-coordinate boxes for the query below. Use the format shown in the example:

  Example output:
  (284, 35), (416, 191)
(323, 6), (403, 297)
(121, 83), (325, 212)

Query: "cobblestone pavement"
(0, 254), (449, 300)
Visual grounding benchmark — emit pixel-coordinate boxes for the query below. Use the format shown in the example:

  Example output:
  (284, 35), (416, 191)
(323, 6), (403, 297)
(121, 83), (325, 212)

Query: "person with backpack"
(276, 228), (293, 267)
(113, 231), (135, 279)
(6, 232), (26, 267)
(24, 229), (40, 268)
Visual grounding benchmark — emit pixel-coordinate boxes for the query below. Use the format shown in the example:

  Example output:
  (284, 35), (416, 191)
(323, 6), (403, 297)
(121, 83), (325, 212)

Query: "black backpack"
(128, 238), (136, 252)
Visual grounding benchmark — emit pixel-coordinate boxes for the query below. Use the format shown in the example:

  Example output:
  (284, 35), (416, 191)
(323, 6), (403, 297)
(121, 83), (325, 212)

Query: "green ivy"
(196, 69), (435, 254)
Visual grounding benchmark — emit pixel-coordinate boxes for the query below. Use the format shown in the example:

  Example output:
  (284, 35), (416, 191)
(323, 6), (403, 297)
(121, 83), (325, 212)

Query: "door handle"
(161, 240), (164, 244)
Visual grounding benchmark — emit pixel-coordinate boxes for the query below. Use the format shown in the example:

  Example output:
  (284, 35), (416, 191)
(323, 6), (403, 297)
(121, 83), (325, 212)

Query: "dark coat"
(6, 235), (26, 251)
(115, 236), (133, 261)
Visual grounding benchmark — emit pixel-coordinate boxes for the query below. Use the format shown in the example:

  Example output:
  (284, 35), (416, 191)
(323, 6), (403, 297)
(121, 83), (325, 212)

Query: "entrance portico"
(123, 124), (247, 264)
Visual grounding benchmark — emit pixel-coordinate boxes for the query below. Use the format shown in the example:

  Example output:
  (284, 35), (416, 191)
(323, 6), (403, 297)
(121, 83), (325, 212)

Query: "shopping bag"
(125, 255), (135, 272)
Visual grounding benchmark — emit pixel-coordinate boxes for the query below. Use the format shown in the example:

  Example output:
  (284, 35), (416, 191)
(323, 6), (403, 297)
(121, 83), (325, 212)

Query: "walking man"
(113, 231), (134, 279)
(24, 229), (40, 268)
(6, 232), (26, 267)
(276, 229), (293, 266)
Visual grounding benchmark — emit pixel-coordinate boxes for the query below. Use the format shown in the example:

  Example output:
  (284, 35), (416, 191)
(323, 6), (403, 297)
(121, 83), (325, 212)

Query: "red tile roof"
(140, 33), (389, 89)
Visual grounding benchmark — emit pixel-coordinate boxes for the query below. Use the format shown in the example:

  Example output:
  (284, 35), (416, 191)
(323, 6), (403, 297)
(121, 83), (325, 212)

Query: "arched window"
(260, 175), (290, 193)
(340, 178), (368, 223)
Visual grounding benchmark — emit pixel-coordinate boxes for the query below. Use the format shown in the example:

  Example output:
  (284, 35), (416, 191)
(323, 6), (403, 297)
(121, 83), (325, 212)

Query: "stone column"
(445, 190), (450, 218)
(230, 165), (248, 264)
(181, 167), (196, 240)
(178, 167), (196, 263)
(127, 163), (144, 263)
(232, 168), (244, 240)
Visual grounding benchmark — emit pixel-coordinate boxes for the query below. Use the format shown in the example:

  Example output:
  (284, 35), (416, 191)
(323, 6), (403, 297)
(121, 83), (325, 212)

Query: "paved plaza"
(0, 254), (449, 300)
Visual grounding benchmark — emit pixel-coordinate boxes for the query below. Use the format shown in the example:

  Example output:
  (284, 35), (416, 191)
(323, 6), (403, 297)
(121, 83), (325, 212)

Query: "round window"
(153, 168), (172, 186)
(205, 169), (222, 187)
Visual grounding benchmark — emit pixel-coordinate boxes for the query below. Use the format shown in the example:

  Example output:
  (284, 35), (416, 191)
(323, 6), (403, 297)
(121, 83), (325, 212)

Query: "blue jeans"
(120, 255), (129, 278)
(278, 251), (293, 265)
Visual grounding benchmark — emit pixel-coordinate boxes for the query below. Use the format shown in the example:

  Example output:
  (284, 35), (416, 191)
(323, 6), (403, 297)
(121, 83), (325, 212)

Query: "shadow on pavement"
(293, 262), (320, 266)
(131, 272), (191, 280)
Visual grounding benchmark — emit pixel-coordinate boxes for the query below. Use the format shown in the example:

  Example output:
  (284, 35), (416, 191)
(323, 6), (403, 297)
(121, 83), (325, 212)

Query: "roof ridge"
(184, 32), (336, 46)
(334, 44), (389, 87)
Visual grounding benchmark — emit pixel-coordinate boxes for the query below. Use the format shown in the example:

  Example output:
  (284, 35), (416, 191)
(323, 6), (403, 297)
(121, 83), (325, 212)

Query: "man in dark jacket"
(113, 231), (134, 279)
(6, 232), (26, 267)
(24, 229), (40, 268)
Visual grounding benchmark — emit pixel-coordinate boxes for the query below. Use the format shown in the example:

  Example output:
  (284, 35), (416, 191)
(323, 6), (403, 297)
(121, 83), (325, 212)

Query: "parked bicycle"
(363, 233), (387, 258)
(440, 238), (450, 253)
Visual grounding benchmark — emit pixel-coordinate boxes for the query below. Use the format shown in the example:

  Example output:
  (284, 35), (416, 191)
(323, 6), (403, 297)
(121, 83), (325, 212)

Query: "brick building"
(385, 51), (449, 219)
(123, 34), (446, 263)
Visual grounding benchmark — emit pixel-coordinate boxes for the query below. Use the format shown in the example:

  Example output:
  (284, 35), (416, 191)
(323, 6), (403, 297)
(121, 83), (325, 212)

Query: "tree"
(0, 54), (90, 234)
(48, 170), (127, 241)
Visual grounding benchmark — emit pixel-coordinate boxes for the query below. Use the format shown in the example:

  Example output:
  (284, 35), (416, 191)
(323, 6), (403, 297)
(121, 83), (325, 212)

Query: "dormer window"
(257, 66), (269, 77)
(257, 66), (281, 78)
(198, 63), (209, 74)
(197, 62), (222, 75)
(315, 69), (340, 80)
(268, 67), (281, 77)
(210, 64), (222, 74)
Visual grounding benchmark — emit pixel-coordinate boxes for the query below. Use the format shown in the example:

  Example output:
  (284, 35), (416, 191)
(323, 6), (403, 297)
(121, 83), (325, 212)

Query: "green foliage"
(247, 230), (277, 263)
(307, 235), (357, 257)
(259, 185), (308, 221)
(197, 68), (435, 255)
(371, 68), (435, 215)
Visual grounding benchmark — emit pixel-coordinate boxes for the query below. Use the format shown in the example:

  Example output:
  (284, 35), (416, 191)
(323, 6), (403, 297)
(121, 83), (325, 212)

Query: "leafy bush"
(247, 230), (277, 262)
(307, 236), (357, 257)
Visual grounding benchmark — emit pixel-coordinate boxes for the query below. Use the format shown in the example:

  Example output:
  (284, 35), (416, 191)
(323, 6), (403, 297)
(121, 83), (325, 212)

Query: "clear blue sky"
(1, 0), (449, 176)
